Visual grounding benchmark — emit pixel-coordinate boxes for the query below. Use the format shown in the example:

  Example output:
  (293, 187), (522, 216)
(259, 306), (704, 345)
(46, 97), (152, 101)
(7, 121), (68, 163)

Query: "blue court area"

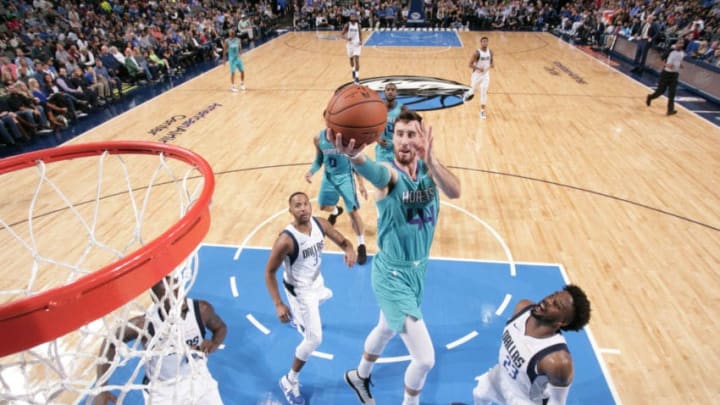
(104, 245), (617, 404)
(364, 31), (462, 47)
(198, 246), (616, 404)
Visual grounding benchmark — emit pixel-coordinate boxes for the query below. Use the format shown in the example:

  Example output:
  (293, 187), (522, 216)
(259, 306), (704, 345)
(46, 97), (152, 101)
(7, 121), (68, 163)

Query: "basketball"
(325, 84), (387, 147)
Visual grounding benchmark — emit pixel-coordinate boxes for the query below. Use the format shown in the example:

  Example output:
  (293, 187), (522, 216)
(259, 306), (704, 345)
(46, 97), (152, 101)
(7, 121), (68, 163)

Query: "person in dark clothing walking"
(646, 39), (685, 116)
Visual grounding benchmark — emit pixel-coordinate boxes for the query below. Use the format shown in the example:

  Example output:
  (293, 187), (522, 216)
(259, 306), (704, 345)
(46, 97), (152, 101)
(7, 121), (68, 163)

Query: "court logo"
(345, 76), (471, 111)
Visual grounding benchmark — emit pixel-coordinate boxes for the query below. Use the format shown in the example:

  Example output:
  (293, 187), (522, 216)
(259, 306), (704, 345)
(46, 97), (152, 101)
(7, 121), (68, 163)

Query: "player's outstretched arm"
(198, 300), (227, 354)
(411, 121), (460, 199)
(316, 217), (356, 267)
(333, 130), (395, 191)
(305, 134), (324, 183)
(264, 234), (293, 323)
(538, 351), (573, 405)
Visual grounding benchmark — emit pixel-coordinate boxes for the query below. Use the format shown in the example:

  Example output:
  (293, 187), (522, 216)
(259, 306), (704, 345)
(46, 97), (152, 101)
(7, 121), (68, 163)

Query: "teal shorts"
(318, 172), (359, 212)
(229, 57), (244, 73)
(371, 253), (428, 332)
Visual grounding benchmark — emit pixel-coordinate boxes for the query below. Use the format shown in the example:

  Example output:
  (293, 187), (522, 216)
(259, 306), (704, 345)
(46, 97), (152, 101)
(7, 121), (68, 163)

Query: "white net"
(0, 145), (212, 404)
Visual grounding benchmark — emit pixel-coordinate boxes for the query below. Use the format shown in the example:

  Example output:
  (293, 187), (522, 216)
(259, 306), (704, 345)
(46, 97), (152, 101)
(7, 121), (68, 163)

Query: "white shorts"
(470, 71), (490, 89)
(285, 278), (333, 337)
(144, 366), (223, 405)
(472, 365), (541, 405)
(346, 42), (361, 58)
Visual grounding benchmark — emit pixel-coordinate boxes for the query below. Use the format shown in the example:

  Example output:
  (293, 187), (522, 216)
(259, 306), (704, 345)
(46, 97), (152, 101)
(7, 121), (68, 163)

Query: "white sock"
(288, 369), (299, 383)
(402, 392), (419, 405)
(331, 206), (339, 215)
(357, 358), (374, 379)
(357, 235), (365, 245)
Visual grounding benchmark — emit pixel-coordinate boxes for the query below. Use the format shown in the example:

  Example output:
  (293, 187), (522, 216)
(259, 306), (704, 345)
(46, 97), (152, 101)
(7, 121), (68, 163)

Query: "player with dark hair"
(464, 36), (494, 120)
(336, 109), (461, 405)
(265, 191), (356, 404)
(305, 126), (369, 265)
(342, 13), (362, 84)
(468, 285), (592, 405)
(223, 28), (245, 92)
(375, 82), (407, 163)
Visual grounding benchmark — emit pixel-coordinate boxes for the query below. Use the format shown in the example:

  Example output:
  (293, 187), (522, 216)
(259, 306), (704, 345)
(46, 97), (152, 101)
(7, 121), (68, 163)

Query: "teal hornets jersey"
(228, 37), (240, 59)
(318, 129), (353, 178)
(375, 102), (403, 162)
(376, 160), (439, 262)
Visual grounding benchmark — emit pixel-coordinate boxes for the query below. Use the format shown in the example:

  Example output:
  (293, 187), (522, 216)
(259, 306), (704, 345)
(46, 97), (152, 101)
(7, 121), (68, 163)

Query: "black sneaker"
(357, 244), (367, 265)
(646, 95), (651, 107)
(344, 369), (374, 404)
(328, 206), (344, 225)
(667, 110), (677, 116)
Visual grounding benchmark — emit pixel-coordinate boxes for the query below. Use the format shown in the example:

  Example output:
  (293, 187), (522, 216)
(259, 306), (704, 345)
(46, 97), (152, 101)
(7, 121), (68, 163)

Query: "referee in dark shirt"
(646, 38), (685, 116)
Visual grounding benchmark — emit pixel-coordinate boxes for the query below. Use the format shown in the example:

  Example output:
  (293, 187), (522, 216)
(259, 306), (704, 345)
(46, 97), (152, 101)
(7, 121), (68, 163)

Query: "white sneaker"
(480, 110), (486, 120)
(240, 82), (246, 91)
(345, 369), (375, 404)
(279, 375), (305, 405)
(231, 85), (238, 92)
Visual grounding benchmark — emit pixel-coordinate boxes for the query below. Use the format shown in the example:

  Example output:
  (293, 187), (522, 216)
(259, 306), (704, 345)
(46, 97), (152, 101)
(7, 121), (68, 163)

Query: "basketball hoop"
(0, 141), (214, 403)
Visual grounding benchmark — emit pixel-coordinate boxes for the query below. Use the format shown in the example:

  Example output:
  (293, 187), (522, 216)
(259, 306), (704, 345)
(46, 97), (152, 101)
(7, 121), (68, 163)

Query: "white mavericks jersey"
(282, 217), (326, 289)
(347, 21), (360, 45)
(474, 48), (491, 74)
(145, 299), (207, 382)
(497, 305), (568, 402)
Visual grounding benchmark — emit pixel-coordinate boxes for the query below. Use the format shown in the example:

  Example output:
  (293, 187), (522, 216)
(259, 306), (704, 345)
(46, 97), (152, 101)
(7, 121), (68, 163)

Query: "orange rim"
(0, 141), (214, 357)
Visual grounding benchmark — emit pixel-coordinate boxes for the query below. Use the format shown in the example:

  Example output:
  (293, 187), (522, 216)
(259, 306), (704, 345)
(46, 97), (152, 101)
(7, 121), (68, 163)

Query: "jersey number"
(502, 354), (519, 380)
(328, 156), (337, 167)
(406, 204), (435, 229)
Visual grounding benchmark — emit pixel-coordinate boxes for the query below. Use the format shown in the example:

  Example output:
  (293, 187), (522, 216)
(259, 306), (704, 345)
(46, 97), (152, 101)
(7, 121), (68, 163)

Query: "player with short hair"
(375, 83), (407, 163)
(94, 277), (227, 405)
(305, 126), (369, 265)
(469, 285), (592, 405)
(335, 109), (461, 405)
(223, 29), (245, 92)
(464, 36), (494, 120)
(265, 191), (357, 405)
(342, 13), (362, 84)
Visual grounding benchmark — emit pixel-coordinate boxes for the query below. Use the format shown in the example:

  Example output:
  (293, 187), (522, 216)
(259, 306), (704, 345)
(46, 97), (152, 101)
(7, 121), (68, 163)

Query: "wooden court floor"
(1, 31), (719, 404)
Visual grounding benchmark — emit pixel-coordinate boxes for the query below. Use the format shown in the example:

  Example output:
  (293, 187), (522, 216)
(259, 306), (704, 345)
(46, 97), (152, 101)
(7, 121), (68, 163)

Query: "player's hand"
(344, 247), (357, 267)
(276, 302), (291, 323)
(377, 138), (388, 147)
(331, 128), (366, 157)
(304, 170), (313, 183)
(411, 120), (433, 163)
(92, 391), (118, 405)
(198, 339), (219, 354)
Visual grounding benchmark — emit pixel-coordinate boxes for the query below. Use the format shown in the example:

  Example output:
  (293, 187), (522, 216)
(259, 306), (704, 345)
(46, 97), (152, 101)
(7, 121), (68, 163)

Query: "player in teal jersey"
(305, 127), (369, 264)
(375, 83), (407, 163)
(223, 29), (245, 92)
(335, 110), (461, 405)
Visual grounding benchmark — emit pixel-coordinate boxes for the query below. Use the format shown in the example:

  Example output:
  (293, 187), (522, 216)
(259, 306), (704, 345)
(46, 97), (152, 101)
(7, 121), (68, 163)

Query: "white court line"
(204, 243), (563, 267)
(233, 208), (294, 260)
(690, 110), (720, 113)
(495, 293), (512, 316)
(445, 330), (479, 350)
(599, 348), (622, 355)
(311, 351), (334, 360)
(246, 314), (270, 335)
(557, 264), (624, 405)
(229, 276), (239, 297)
(441, 201), (516, 277)
(376, 355), (412, 363)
